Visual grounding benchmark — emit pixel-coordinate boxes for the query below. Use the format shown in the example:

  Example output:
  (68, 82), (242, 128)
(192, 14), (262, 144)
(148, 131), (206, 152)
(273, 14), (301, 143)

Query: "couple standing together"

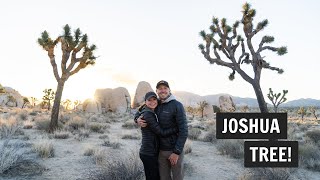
(134, 80), (188, 180)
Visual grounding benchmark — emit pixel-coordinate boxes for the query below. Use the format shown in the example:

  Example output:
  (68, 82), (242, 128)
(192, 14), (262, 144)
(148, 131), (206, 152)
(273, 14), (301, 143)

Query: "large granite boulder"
(132, 81), (153, 109)
(94, 87), (131, 113)
(219, 95), (236, 112)
(0, 87), (24, 108)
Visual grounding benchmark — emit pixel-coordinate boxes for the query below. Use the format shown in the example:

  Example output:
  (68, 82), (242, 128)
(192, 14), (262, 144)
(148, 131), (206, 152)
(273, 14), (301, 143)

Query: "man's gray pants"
(158, 150), (184, 180)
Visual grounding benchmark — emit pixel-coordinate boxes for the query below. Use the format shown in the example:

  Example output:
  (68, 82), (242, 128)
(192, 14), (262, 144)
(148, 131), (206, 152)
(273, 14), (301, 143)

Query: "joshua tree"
(38, 24), (97, 132)
(30, 97), (37, 107)
(308, 106), (318, 120)
(42, 89), (55, 110)
(267, 88), (288, 113)
(198, 3), (287, 113)
(62, 99), (72, 110)
(73, 100), (81, 110)
(297, 107), (306, 120)
(198, 101), (209, 118)
(22, 97), (30, 108)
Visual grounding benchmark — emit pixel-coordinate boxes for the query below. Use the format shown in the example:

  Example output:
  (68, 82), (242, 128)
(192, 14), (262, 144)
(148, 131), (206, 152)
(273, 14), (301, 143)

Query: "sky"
(0, 0), (319, 103)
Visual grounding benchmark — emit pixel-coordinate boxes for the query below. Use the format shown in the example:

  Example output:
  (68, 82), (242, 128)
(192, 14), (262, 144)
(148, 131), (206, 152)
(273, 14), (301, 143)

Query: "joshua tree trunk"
(49, 81), (65, 132)
(252, 82), (268, 113)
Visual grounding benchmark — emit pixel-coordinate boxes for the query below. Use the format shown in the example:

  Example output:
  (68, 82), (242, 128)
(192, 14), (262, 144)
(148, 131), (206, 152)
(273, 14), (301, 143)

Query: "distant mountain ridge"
(172, 91), (320, 107)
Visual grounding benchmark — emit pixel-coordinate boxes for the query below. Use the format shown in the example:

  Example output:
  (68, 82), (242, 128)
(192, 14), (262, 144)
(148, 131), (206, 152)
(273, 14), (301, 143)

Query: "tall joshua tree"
(38, 24), (97, 132)
(267, 88), (288, 113)
(198, 3), (287, 113)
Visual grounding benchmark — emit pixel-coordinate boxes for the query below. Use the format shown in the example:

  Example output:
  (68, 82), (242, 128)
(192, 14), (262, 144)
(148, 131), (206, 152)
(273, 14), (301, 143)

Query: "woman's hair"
(138, 103), (146, 112)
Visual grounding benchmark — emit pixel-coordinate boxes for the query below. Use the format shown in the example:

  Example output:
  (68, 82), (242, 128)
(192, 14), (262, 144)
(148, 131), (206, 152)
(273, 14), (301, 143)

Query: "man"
(136, 80), (188, 180)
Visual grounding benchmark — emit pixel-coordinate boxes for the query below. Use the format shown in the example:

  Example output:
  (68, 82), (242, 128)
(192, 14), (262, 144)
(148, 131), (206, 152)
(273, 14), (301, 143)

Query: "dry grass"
(93, 148), (107, 165)
(34, 115), (63, 131)
(32, 139), (55, 158)
(17, 110), (28, 121)
(122, 133), (141, 140)
(53, 130), (70, 139)
(102, 139), (122, 149)
(122, 120), (138, 129)
(0, 140), (44, 177)
(83, 146), (95, 156)
(0, 117), (22, 139)
(75, 128), (90, 141)
(23, 120), (33, 129)
(99, 134), (109, 139)
(239, 168), (293, 180)
(89, 122), (109, 133)
(67, 116), (86, 130)
(305, 129), (320, 144)
(201, 126), (216, 143)
(188, 127), (201, 140)
(299, 142), (320, 171)
(89, 151), (144, 180)
(216, 139), (244, 159)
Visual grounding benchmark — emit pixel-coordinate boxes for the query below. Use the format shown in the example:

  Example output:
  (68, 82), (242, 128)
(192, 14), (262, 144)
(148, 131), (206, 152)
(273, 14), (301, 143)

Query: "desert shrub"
(0, 117), (22, 139)
(122, 120), (138, 129)
(89, 122), (108, 133)
(23, 120), (33, 129)
(34, 116), (63, 131)
(188, 127), (201, 140)
(305, 129), (320, 144)
(239, 168), (293, 180)
(75, 128), (90, 141)
(29, 112), (37, 116)
(53, 130), (70, 139)
(102, 139), (122, 149)
(299, 142), (320, 171)
(216, 139), (244, 159)
(84, 146), (95, 156)
(18, 110), (28, 121)
(0, 140), (44, 176)
(32, 140), (54, 158)
(202, 126), (216, 143)
(184, 139), (192, 154)
(122, 134), (141, 140)
(298, 124), (309, 132)
(34, 118), (50, 131)
(99, 134), (109, 139)
(67, 116), (86, 130)
(287, 123), (300, 141)
(89, 152), (144, 180)
(93, 148), (107, 165)
(59, 113), (71, 124)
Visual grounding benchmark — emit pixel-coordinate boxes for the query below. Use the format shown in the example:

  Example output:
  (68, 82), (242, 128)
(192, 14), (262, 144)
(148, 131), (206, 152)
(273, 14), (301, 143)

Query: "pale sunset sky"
(0, 0), (319, 102)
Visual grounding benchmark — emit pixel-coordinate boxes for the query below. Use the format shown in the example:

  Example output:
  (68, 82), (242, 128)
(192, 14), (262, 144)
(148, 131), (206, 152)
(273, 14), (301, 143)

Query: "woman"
(137, 91), (178, 180)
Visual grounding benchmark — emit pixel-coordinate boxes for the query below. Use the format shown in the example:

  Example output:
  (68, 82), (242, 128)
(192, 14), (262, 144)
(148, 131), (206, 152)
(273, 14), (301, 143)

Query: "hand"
(137, 115), (147, 127)
(168, 153), (179, 166)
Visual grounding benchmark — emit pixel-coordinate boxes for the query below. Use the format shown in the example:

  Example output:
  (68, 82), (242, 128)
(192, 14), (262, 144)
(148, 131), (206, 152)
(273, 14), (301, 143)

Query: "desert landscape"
(1, 81), (320, 180)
